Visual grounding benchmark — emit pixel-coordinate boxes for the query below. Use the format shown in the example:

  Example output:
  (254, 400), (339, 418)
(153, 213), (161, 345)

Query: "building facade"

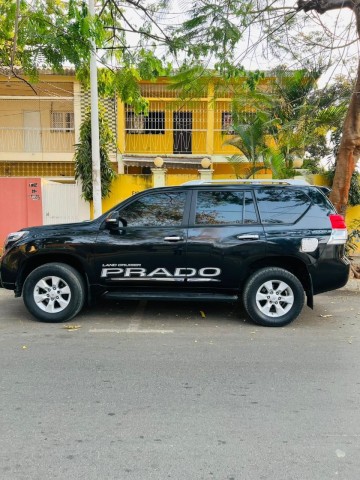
(0, 72), (267, 178)
(0, 70), (82, 179)
(117, 78), (254, 175)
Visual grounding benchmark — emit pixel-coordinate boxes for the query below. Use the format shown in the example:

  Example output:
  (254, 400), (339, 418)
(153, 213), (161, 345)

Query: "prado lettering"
(100, 266), (221, 281)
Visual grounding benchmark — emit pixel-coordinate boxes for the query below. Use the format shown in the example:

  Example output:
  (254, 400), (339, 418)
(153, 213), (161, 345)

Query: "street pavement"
(0, 287), (359, 480)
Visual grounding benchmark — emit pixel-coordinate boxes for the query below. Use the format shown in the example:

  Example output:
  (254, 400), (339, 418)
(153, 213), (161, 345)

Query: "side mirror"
(105, 212), (126, 231)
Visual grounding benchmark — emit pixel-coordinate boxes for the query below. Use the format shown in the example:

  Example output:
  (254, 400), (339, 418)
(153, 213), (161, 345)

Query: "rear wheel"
(23, 263), (85, 322)
(243, 267), (304, 327)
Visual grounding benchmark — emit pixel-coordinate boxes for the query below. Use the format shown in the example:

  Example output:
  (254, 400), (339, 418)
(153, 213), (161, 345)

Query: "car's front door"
(94, 190), (190, 290)
(185, 188), (266, 290)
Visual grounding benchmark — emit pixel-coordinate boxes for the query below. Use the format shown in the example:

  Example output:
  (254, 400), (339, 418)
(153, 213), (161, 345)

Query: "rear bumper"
(310, 256), (350, 295)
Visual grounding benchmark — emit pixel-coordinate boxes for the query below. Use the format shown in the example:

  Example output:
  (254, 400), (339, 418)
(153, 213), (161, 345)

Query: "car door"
(185, 188), (266, 290)
(94, 189), (190, 289)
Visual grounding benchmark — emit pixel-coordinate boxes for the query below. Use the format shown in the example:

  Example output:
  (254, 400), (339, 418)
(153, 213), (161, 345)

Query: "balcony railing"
(0, 127), (75, 153)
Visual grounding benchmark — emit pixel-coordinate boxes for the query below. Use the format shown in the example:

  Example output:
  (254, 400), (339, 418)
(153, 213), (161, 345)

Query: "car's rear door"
(185, 188), (266, 290)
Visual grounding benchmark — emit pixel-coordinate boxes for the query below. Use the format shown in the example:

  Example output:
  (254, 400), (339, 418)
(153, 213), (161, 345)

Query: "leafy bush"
(74, 109), (117, 201)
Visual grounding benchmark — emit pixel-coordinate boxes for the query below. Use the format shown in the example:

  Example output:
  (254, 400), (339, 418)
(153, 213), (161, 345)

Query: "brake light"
(328, 214), (347, 244)
(329, 214), (347, 229)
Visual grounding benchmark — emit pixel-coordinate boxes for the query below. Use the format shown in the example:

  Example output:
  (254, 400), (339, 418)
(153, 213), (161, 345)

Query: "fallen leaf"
(63, 325), (81, 330)
(22, 345), (27, 349)
(200, 311), (206, 318)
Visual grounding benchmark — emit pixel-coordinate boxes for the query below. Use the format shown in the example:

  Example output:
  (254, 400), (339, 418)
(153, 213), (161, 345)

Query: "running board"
(103, 291), (239, 302)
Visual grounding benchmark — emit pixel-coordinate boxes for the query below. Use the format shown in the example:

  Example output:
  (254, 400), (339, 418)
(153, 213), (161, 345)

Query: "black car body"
(0, 180), (350, 326)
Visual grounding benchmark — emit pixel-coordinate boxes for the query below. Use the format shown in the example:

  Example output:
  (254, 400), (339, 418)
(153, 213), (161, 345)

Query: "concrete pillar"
(152, 168), (167, 187)
(117, 97), (126, 155)
(117, 153), (125, 174)
(198, 168), (214, 181)
(206, 81), (215, 155)
(73, 81), (82, 144)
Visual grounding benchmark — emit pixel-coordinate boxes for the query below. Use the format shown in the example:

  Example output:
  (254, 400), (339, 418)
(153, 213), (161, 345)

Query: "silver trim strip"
(108, 277), (220, 282)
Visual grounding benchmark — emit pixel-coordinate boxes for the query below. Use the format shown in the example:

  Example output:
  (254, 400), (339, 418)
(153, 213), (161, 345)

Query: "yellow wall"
(346, 205), (360, 254)
(93, 174), (153, 216)
(166, 173), (197, 185)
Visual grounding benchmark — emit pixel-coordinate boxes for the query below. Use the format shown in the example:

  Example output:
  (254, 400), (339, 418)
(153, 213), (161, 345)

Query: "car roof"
(181, 179), (310, 187)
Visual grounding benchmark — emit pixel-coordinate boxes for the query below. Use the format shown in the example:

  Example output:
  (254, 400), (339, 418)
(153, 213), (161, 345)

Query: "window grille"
(222, 112), (234, 134)
(126, 111), (165, 134)
(51, 111), (74, 132)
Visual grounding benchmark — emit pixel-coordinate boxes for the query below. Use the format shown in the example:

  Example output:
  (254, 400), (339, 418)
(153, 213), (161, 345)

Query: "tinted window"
(244, 191), (258, 224)
(195, 190), (257, 225)
(119, 192), (186, 227)
(256, 188), (311, 224)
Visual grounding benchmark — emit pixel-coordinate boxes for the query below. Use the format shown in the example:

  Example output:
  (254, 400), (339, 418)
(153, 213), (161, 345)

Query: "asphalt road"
(0, 288), (359, 480)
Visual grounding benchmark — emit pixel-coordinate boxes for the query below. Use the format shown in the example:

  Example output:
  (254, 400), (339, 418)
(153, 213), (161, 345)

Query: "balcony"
(0, 127), (75, 161)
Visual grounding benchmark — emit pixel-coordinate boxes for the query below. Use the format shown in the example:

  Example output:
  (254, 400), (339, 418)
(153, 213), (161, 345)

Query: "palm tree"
(224, 111), (274, 178)
(224, 68), (349, 180)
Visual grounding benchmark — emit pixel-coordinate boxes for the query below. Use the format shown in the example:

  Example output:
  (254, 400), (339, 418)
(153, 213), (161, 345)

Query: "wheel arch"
(244, 256), (313, 308)
(17, 254), (90, 300)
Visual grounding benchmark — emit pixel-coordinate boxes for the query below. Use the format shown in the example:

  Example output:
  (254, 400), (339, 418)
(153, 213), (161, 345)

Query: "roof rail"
(181, 179), (310, 186)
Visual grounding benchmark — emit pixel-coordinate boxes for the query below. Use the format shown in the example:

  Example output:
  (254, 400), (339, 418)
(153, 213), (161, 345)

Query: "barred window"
(126, 112), (145, 133)
(126, 111), (165, 134)
(222, 112), (234, 134)
(51, 112), (74, 132)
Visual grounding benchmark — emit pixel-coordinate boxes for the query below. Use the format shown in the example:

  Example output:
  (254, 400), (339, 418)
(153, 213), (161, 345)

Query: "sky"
(143, 0), (360, 87)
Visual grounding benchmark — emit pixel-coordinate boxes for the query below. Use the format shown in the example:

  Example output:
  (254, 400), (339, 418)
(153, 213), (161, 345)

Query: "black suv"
(0, 180), (350, 327)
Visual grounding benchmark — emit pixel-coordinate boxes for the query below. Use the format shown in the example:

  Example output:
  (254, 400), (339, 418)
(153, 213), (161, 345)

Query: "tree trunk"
(329, 57), (360, 215)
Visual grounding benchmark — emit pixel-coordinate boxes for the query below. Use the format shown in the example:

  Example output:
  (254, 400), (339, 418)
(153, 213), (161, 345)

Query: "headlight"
(4, 231), (29, 249)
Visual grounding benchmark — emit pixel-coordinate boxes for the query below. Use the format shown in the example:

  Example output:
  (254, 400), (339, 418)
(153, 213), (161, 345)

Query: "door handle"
(236, 234), (259, 240)
(164, 236), (184, 242)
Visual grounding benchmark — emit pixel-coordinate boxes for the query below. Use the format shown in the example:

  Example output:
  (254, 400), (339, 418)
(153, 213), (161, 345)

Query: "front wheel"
(243, 267), (305, 327)
(23, 263), (85, 322)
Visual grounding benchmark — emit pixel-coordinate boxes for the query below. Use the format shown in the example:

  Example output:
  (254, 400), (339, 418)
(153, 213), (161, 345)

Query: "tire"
(243, 267), (304, 327)
(23, 263), (85, 323)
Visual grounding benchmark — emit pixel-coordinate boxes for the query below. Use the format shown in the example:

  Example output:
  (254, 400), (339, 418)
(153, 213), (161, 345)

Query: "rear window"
(307, 187), (335, 213)
(255, 188), (311, 224)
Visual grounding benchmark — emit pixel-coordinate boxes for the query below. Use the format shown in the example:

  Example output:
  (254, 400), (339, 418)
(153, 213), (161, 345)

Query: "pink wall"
(0, 178), (43, 249)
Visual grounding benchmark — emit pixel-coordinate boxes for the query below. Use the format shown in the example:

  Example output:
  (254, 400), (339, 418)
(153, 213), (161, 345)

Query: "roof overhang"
(122, 155), (205, 169)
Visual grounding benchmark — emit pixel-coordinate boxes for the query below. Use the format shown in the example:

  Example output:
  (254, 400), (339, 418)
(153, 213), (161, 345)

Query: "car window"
(255, 188), (311, 224)
(195, 190), (258, 225)
(118, 192), (186, 227)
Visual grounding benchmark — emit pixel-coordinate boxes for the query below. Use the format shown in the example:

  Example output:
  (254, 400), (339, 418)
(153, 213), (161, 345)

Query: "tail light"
(328, 214), (348, 244)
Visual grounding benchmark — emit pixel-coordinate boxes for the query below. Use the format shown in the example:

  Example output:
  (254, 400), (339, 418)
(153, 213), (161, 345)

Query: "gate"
(0, 177), (43, 248)
(42, 180), (90, 225)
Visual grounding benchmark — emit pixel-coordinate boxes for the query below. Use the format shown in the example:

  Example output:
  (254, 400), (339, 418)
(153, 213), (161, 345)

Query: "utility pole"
(89, 0), (102, 218)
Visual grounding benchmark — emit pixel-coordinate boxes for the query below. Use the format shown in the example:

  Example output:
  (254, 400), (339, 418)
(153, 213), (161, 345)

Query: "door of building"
(24, 111), (42, 152)
(173, 112), (192, 154)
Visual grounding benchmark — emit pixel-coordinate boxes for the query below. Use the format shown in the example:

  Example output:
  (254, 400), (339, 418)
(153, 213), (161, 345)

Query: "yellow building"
(0, 72), (268, 179)
(117, 77), (268, 177)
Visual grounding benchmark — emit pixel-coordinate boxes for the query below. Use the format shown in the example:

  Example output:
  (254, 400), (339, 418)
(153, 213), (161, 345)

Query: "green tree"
(74, 110), (117, 201)
(224, 110), (275, 178)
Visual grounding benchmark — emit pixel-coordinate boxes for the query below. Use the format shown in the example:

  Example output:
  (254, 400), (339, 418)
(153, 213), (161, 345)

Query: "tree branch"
(297, 0), (356, 14)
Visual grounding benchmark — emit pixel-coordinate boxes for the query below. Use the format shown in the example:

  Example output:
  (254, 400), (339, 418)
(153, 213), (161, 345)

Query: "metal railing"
(0, 127), (75, 153)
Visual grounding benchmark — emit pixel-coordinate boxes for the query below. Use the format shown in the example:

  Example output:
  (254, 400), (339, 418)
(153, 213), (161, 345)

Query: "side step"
(103, 291), (239, 302)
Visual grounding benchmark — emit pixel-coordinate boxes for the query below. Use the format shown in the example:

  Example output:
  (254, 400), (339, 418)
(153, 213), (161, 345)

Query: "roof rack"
(181, 179), (310, 186)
